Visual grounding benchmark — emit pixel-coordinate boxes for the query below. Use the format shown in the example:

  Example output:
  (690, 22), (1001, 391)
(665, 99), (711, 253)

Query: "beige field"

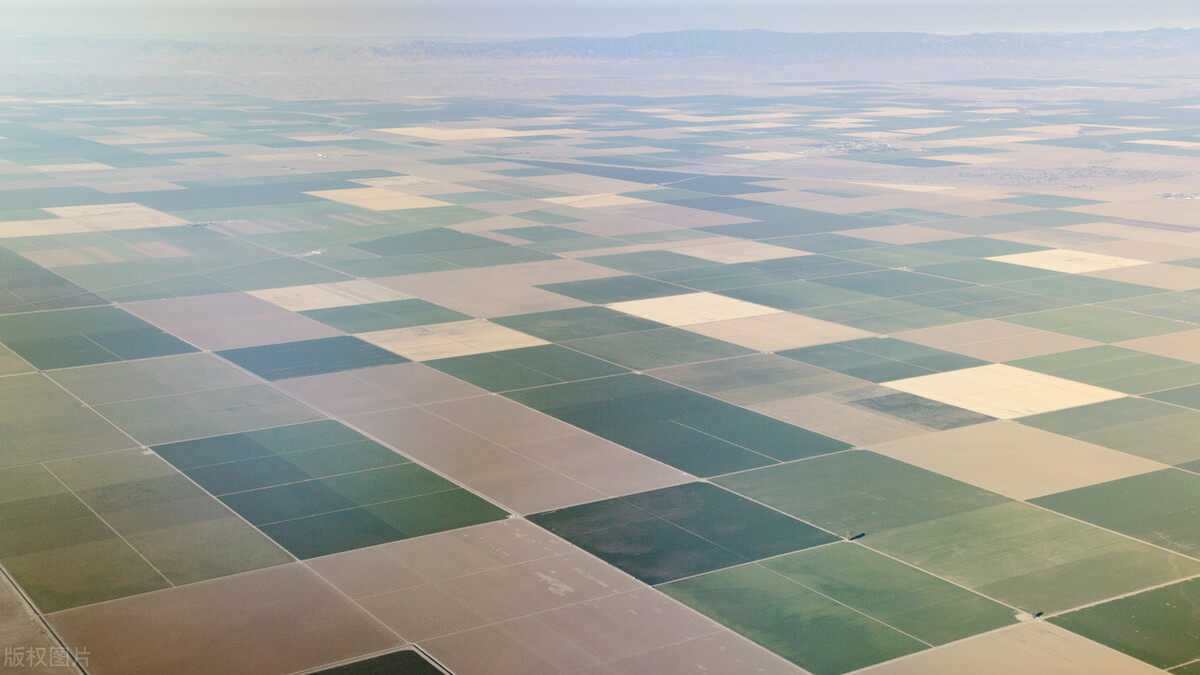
(686, 312), (874, 351)
(751, 395), (928, 445)
(725, 151), (802, 160)
(931, 153), (1008, 164)
(894, 125), (961, 135)
(1084, 262), (1200, 291)
(1127, 139), (1200, 148)
(358, 319), (548, 360)
(45, 564), (401, 675)
(870, 421), (1166, 500)
(541, 193), (649, 208)
(882, 364), (1126, 419)
(376, 126), (583, 140)
(855, 622), (1167, 675)
(30, 162), (112, 172)
(607, 292), (781, 327)
(658, 112), (793, 123)
(894, 320), (1101, 361)
(924, 135), (1045, 146)
(0, 203), (186, 238)
(866, 107), (947, 116)
(304, 187), (451, 210)
(989, 248), (1149, 273)
(247, 279), (412, 311)
(1117, 328), (1200, 362)
(665, 239), (805, 263)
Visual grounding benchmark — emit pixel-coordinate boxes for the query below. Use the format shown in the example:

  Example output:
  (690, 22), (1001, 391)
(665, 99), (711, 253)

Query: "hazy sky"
(5, 0), (1200, 37)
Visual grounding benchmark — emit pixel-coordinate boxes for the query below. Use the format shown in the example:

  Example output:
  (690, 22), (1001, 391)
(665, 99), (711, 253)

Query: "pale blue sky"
(4, 0), (1199, 37)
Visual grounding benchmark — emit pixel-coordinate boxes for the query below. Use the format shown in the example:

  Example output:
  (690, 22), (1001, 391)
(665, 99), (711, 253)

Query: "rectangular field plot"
(509, 374), (851, 477)
(0, 373), (136, 467)
(866, 501), (1200, 613)
(779, 337), (987, 382)
(299, 298), (471, 333)
(870, 421), (1165, 500)
(1009, 345), (1200, 394)
(425, 343), (627, 392)
(1031, 469), (1200, 557)
(44, 449), (292, 586)
(216, 335), (410, 380)
(1051, 577), (1200, 670)
(95, 384), (325, 445)
(529, 482), (836, 584)
(661, 563), (927, 675)
(854, 622), (1168, 675)
(48, 352), (259, 404)
(762, 544), (1017, 645)
(0, 305), (195, 369)
(0, 463), (170, 612)
(716, 450), (1007, 536)
(882, 363), (1125, 419)
(1004, 305), (1193, 342)
(1021, 396), (1200, 465)
(154, 421), (507, 558)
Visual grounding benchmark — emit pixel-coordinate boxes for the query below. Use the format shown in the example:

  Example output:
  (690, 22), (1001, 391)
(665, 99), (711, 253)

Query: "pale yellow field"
(882, 364), (1125, 419)
(870, 421), (1166, 500)
(0, 203), (186, 238)
(856, 622), (1166, 675)
(666, 239), (805, 263)
(304, 187), (451, 210)
(607, 292), (781, 327)
(248, 280), (412, 312)
(358, 320), (548, 361)
(686, 312), (874, 352)
(989, 248), (1149, 274)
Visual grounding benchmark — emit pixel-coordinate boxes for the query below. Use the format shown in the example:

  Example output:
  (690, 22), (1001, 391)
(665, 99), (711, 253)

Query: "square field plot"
(988, 248), (1149, 273)
(607, 291), (781, 326)
(529, 482), (836, 584)
(216, 336), (409, 380)
(358, 319), (548, 361)
(883, 364), (1125, 419)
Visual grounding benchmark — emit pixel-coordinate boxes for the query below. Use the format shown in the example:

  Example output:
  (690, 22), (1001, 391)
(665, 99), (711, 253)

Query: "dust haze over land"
(2, 30), (1197, 195)
(2, 29), (1200, 99)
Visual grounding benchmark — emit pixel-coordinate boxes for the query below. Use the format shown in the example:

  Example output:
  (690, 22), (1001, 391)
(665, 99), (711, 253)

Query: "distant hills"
(5, 28), (1200, 64)
(393, 28), (1200, 61)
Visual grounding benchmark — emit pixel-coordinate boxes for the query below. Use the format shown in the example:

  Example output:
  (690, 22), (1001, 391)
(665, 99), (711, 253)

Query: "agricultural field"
(3, 72), (1200, 675)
